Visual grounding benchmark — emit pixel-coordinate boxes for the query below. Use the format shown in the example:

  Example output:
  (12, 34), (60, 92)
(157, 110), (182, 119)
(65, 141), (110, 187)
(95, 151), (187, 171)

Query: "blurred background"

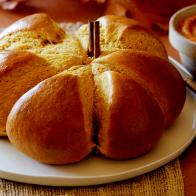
(0, 0), (195, 33)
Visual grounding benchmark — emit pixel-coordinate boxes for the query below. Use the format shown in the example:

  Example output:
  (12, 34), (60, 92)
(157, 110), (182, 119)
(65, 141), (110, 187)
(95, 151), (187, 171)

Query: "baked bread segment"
(6, 66), (94, 164)
(0, 50), (57, 136)
(92, 50), (186, 127)
(0, 13), (88, 72)
(76, 15), (168, 59)
(0, 13), (65, 43)
(94, 71), (164, 159)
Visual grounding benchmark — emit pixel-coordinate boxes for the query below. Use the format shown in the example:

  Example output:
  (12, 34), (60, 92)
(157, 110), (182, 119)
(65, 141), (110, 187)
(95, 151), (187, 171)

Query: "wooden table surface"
(0, 1), (195, 195)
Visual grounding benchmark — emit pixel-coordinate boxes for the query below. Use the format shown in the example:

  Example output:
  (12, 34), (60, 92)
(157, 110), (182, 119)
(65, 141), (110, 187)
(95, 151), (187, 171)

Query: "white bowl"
(169, 4), (196, 77)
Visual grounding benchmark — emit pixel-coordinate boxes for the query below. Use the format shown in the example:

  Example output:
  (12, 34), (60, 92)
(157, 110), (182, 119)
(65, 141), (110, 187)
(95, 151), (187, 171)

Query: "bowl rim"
(169, 4), (196, 46)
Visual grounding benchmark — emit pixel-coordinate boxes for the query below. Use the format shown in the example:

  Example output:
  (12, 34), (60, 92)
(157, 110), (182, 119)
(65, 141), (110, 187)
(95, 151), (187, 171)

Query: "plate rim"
(0, 130), (195, 187)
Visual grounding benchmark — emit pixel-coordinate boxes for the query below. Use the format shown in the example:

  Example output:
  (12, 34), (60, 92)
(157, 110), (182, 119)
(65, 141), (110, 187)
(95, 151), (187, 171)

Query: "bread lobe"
(94, 71), (164, 159)
(0, 50), (57, 136)
(0, 13), (65, 42)
(93, 50), (186, 127)
(7, 67), (94, 164)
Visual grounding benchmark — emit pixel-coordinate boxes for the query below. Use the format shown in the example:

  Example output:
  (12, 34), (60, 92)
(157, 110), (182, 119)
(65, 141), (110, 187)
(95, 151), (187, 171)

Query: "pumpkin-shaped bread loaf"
(0, 13), (186, 164)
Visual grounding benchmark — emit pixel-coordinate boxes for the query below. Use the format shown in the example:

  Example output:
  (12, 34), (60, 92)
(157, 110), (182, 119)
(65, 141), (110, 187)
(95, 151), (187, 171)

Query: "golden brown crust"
(95, 71), (164, 159)
(100, 15), (168, 59)
(93, 50), (186, 127)
(0, 50), (57, 136)
(6, 70), (94, 164)
(0, 13), (65, 42)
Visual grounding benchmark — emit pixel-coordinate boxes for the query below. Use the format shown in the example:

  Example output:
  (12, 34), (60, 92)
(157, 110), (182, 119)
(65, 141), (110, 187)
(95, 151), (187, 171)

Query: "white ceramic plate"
(0, 88), (195, 187)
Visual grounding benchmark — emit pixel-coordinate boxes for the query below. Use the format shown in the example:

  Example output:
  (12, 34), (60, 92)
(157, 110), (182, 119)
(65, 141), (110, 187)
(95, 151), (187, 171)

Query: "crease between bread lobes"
(0, 13), (186, 164)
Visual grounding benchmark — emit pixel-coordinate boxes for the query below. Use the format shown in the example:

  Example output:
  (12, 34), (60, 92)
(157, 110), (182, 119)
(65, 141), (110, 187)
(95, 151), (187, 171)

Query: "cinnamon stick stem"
(94, 21), (100, 58)
(88, 20), (94, 57)
(88, 20), (100, 58)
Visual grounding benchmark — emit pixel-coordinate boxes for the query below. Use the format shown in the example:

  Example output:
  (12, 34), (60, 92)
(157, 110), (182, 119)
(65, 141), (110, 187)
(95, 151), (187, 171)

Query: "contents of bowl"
(178, 14), (196, 42)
